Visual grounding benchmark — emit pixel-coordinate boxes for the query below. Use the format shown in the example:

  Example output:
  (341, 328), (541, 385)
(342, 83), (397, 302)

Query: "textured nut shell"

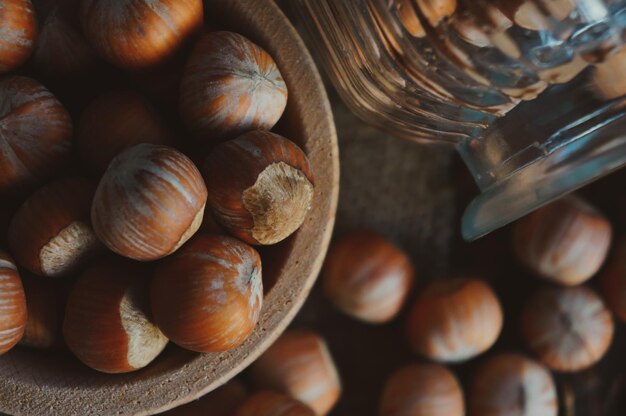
(63, 259), (168, 373)
(322, 230), (415, 323)
(513, 196), (612, 286)
(204, 130), (314, 245)
(180, 31), (287, 141)
(234, 391), (314, 416)
(0, 0), (37, 73)
(162, 381), (247, 416)
(379, 363), (464, 416)
(406, 278), (503, 362)
(469, 353), (558, 416)
(601, 238), (626, 322)
(80, 0), (203, 70)
(0, 251), (26, 355)
(151, 234), (263, 353)
(0, 76), (73, 195)
(91, 144), (207, 261)
(8, 178), (101, 277)
(77, 91), (175, 174)
(521, 285), (613, 372)
(250, 330), (341, 415)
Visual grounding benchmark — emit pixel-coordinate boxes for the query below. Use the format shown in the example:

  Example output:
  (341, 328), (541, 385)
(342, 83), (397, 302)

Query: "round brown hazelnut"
(162, 381), (247, 416)
(150, 234), (263, 353)
(0, 250), (27, 355)
(91, 144), (207, 261)
(521, 285), (614, 372)
(204, 130), (314, 246)
(180, 31), (287, 142)
(234, 391), (314, 416)
(379, 363), (464, 416)
(396, 0), (426, 37)
(0, 76), (73, 195)
(250, 330), (341, 415)
(322, 230), (415, 323)
(77, 91), (175, 175)
(468, 353), (558, 416)
(406, 277), (503, 363)
(601, 238), (626, 322)
(8, 178), (102, 277)
(416, 0), (457, 27)
(0, 0), (37, 74)
(80, 0), (203, 70)
(63, 258), (168, 373)
(513, 196), (612, 286)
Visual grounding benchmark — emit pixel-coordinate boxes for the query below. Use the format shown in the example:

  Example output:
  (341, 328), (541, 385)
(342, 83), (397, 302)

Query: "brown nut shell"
(180, 31), (287, 142)
(91, 144), (207, 261)
(204, 130), (314, 245)
(234, 391), (314, 416)
(0, 0), (37, 74)
(0, 250), (26, 355)
(151, 234), (263, 353)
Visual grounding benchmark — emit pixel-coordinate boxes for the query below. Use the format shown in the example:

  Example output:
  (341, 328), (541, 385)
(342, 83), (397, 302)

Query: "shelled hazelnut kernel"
(322, 230), (415, 323)
(234, 391), (314, 416)
(150, 234), (263, 353)
(162, 381), (247, 416)
(468, 353), (558, 416)
(250, 330), (341, 415)
(63, 258), (168, 373)
(0, 251), (27, 355)
(8, 178), (102, 277)
(0, 0), (37, 74)
(521, 285), (613, 372)
(204, 130), (314, 246)
(80, 0), (203, 70)
(379, 363), (464, 416)
(180, 31), (287, 142)
(91, 144), (207, 261)
(601, 238), (626, 322)
(0, 76), (73, 195)
(406, 277), (503, 362)
(77, 91), (175, 175)
(513, 196), (612, 286)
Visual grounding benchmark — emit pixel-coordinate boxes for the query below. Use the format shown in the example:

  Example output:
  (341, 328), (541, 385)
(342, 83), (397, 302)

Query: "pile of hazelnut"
(0, 0), (315, 375)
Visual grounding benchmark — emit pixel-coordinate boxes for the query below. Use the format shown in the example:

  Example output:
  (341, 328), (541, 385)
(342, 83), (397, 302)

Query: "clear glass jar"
(291, 0), (626, 239)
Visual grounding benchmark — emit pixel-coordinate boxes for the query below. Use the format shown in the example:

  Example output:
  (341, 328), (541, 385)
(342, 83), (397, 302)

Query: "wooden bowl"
(0, 1), (338, 415)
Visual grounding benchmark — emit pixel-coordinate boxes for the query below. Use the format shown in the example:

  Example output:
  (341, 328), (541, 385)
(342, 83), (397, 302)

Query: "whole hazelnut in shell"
(180, 31), (287, 142)
(204, 130), (314, 246)
(91, 144), (207, 261)
(0, 250), (27, 355)
(234, 391), (314, 416)
(0, 0), (37, 74)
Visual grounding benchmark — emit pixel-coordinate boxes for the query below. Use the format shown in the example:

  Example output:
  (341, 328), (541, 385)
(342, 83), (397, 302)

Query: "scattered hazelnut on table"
(91, 143), (207, 261)
(468, 353), (558, 416)
(0, 250), (27, 355)
(379, 363), (464, 416)
(521, 285), (614, 372)
(233, 391), (314, 416)
(63, 258), (168, 373)
(204, 130), (314, 246)
(180, 31), (288, 142)
(406, 277), (503, 362)
(250, 330), (341, 415)
(322, 230), (415, 324)
(0, 0), (37, 74)
(513, 196), (612, 286)
(8, 178), (102, 278)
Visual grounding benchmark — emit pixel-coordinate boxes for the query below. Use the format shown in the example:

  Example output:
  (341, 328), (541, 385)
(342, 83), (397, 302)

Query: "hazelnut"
(91, 144), (207, 261)
(416, 0), (457, 27)
(234, 391), (314, 416)
(468, 353), (558, 416)
(379, 363), (464, 416)
(513, 196), (612, 286)
(162, 381), (247, 416)
(396, 0), (426, 37)
(8, 178), (102, 277)
(77, 91), (175, 175)
(0, 251), (27, 355)
(150, 234), (263, 353)
(180, 31), (287, 142)
(63, 258), (168, 373)
(80, 0), (203, 70)
(19, 272), (68, 349)
(322, 230), (415, 323)
(601, 238), (626, 322)
(406, 277), (503, 362)
(250, 330), (341, 415)
(204, 130), (314, 246)
(513, 0), (576, 31)
(0, 76), (73, 195)
(0, 0), (37, 74)
(521, 285), (614, 372)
